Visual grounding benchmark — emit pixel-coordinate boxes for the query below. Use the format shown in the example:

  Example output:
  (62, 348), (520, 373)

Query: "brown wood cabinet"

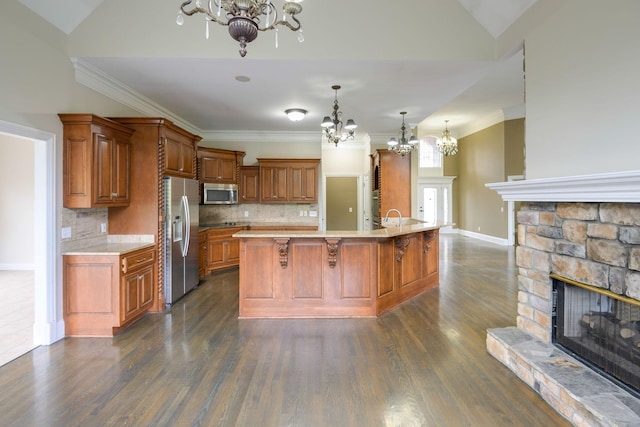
(203, 226), (245, 273)
(59, 114), (134, 208)
(197, 148), (244, 184)
(164, 127), (197, 178)
(258, 158), (320, 203)
(107, 117), (202, 311)
(240, 166), (259, 203)
(371, 149), (410, 225)
(63, 246), (155, 337)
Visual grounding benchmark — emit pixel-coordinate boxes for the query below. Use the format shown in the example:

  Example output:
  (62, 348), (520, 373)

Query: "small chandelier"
(176, 0), (304, 57)
(321, 85), (357, 147)
(436, 120), (458, 156)
(387, 112), (418, 157)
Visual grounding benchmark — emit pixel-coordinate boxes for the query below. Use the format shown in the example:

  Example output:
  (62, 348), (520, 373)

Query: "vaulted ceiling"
(18, 0), (548, 141)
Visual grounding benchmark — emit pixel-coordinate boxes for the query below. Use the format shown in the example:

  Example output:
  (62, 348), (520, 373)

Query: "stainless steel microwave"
(202, 183), (238, 205)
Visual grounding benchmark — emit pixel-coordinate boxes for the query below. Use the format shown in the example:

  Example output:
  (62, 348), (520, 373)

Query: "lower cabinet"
(204, 226), (245, 274)
(63, 246), (155, 337)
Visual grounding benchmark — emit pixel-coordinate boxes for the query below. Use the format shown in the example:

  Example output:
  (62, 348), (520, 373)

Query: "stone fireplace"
(485, 172), (640, 426)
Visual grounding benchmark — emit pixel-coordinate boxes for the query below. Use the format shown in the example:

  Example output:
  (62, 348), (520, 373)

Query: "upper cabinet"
(59, 113), (134, 208)
(257, 158), (320, 203)
(163, 127), (198, 178)
(371, 149), (411, 221)
(240, 166), (260, 203)
(197, 147), (245, 184)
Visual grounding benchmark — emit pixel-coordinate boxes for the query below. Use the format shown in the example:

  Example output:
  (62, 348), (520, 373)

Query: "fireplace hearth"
(553, 276), (640, 398)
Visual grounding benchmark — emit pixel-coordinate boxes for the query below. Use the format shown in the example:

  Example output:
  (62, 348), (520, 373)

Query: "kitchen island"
(234, 220), (444, 318)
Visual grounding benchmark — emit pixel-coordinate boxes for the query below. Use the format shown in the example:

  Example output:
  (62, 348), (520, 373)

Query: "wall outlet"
(100, 223), (107, 233)
(299, 210), (304, 217)
(244, 211), (249, 217)
(61, 227), (71, 239)
(309, 211), (318, 217)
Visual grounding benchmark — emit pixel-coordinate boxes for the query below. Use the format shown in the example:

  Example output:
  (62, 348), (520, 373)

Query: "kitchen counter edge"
(233, 221), (448, 239)
(62, 241), (155, 256)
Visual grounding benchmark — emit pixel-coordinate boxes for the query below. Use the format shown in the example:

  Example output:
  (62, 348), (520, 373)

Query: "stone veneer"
(515, 202), (640, 342)
(488, 202), (640, 426)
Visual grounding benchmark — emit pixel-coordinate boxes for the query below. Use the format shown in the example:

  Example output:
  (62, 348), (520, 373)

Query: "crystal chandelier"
(176, 0), (304, 57)
(387, 112), (418, 157)
(436, 120), (458, 156)
(321, 85), (357, 147)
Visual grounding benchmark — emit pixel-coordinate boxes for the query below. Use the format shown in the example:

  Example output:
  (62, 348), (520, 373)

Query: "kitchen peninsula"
(235, 220), (443, 318)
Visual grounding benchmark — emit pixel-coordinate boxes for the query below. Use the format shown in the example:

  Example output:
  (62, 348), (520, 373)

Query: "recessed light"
(235, 75), (250, 83)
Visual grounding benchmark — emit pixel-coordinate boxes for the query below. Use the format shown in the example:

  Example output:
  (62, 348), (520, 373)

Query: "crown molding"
(486, 170), (640, 202)
(71, 57), (201, 135)
(456, 103), (525, 138)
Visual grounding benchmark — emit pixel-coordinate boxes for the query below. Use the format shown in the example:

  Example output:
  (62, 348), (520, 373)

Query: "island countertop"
(233, 219), (447, 239)
(236, 220), (444, 319)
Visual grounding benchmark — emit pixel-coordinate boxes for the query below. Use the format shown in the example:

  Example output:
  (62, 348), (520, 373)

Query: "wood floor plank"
(0, 235), (570, 426)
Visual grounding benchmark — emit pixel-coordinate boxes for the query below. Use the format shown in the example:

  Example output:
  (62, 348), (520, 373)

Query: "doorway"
(0, 120), (59, 366)
(325, 176), (358, 231)
(416, 177), (455, 232)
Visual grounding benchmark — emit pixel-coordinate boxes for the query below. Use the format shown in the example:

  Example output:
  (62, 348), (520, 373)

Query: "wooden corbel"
(325, 238), (341, 269)
(274, 238), (290, 269)
(395, 237), (411, 261)
(423, 231), (437, 253)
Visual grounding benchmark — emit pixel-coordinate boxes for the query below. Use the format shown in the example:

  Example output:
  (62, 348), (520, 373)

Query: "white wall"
(525, 0), (640, 179)
(0, 134), (34, 268)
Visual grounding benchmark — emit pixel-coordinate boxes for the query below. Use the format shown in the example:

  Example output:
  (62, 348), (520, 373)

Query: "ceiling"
(18, 0), (538, 142)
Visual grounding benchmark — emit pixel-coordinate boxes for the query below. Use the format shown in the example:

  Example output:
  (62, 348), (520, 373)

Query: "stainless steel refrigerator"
(164, 176), (199, 306)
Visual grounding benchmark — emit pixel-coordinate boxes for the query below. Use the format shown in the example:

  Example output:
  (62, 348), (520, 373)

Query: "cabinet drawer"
(122, 248), (155, 274)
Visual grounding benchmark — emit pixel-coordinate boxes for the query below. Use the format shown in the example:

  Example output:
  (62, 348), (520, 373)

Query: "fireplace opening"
(552, 276), (640, 397)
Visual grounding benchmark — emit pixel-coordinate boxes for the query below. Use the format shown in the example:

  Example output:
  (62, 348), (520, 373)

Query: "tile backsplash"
(200, 203), (319, 226)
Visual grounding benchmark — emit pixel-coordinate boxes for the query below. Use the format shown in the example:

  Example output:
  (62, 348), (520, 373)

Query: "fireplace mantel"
(486, 170), (640, 202)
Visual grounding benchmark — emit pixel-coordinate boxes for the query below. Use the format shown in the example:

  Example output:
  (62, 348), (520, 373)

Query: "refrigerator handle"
(181, 195), (190, 257)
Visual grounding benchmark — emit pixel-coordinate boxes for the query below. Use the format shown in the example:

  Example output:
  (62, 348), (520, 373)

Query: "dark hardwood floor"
(0, 235), (570, 426)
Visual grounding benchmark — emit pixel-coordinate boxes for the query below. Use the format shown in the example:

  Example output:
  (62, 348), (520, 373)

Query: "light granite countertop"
(233, 220), (448, 239)
(62, 235), (155, 256)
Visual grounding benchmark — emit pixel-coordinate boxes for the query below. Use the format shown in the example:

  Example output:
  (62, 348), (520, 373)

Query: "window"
(419, 136), (442, 168)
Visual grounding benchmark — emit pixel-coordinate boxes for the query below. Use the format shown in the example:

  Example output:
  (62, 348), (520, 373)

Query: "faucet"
(384, 209), (402, 225)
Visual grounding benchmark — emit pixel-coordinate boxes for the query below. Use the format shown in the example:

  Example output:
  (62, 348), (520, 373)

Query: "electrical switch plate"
(309, 211), (318, 217)
(100, 223), (107, 233)
(348, 207), (353, 213)
(61, 227), (71, 239)
(244, 211), (249, 217)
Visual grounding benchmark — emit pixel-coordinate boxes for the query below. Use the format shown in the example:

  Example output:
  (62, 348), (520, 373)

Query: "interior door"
(326, 177), (358, 231)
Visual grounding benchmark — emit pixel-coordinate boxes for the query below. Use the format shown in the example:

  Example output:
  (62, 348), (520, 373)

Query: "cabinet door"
(112, 136), (130, 205)
(260, 166), (288, 202)
(94, 133), (115, 204)
(138, 266), (154, 309)
(164, 136), (195, 177)
(181, 142), (195, 177)
(122, 272), (140, 322)
(207, 239), (225, 267)
(240, 167), (259, 202)
(201, 156), (236, 183)
(290, 164), (318, 202)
